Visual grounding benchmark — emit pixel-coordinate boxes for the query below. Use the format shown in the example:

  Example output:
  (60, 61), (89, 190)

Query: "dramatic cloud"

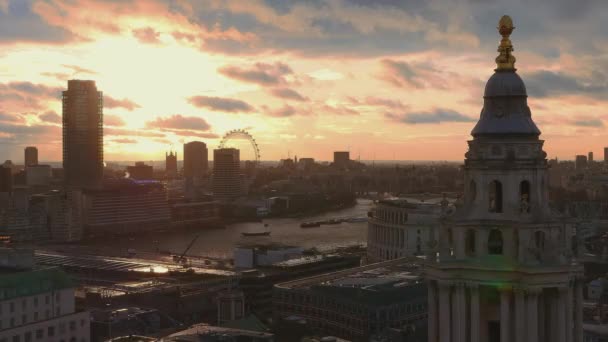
(104, 96), (141, 111)
(132, 27), (161, 44)
(0, 1), (76, 44)
(524, 70), (608, 99)
(378, 59), (449, 89)
(265, 105), (298, 117)
(104, 127), (165, 138)
(61, 64), (96, 75)
(112, 138), (137, 144)
(39, 111), (61, 123)
(104, 114), (126, 127)
(188, 96), (254, 113)
(320, 104), (359, 116)
(571, 118), (604, 127)
(218, 62), (292, 86)
(269, 88), (308, 102)
(146, 114), (212, 131)
(349, 96), (408, 110)
(387, 109), (475, 124)
(170, 130), (219, 139)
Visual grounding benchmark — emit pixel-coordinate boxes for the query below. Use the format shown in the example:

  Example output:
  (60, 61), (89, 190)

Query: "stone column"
(455, 283), (466, 342)
(574, 280), (583, 342)
(526, 288), (539, 342)
(557, 287), (568, 342)
(452, 283), (460, 342)
(439, 281), (452, 342)
(500, 288), (511, 342)
(538, 291), (545, 342)
(428, 281), (438, 342)
(515, 288), (526, 342)
(567, 285), (573, 342)
(469, 283), (480, 342)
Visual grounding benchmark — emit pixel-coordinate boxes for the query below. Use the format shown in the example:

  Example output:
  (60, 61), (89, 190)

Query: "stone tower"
(425, 16), (583, 342)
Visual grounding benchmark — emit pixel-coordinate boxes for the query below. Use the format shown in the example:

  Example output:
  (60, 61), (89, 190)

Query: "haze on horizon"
(1, 0), (607, 163)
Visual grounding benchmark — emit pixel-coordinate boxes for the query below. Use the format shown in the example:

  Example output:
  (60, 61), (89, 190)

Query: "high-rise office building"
(166, 151), (178, 178)
(588, 151), (594, 162)
(183, 141), (208, 180)
(62, 80), (103, 189)
(426, 16), (583, 342)
(605, 147), (608, 162)
(333, 151), (350, 167)
(212, 148), (241, 202)
(24, 146), (38, 166)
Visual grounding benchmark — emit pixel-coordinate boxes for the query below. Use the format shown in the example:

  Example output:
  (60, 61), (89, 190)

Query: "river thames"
(76, 199), (373, 259)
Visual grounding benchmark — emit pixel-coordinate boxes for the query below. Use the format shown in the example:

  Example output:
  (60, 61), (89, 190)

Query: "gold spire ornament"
(495, 15), (516, 71)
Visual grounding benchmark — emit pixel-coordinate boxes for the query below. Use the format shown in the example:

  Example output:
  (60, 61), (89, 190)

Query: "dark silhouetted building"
(166, 151), (178, 178)
(589, 151), (594, 163)
(213, 148), (241, 202)
(333, 151), (350, 167)
(24, 146), (38, 166)
(184, 141), (208, 180)
(62, 80), (103, 189)
(127, 162), (153, 180)
(0, 165), (12, 194)
(605, 147), (608, 162)
(575, 154), (588, 170)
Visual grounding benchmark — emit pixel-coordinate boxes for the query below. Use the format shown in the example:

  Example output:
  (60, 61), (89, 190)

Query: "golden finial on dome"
(495, 15), (516, 71)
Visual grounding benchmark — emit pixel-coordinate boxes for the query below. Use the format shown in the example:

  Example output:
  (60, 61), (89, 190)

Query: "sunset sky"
(1, 0), (607, 162)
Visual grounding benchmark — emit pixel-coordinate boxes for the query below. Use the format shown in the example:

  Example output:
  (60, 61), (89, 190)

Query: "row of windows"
(470, 179), (532, 213)
(0, 309), (60, 329)
(0, 319), (85, 342)
(0, 293), (60, 314)
(448, 228), (547, 257)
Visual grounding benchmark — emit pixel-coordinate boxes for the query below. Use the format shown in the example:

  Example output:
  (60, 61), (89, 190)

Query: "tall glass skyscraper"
(62, 80), (103, 189)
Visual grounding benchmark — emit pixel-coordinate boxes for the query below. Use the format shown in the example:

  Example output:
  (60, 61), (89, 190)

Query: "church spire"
(495, 15), (516, 71)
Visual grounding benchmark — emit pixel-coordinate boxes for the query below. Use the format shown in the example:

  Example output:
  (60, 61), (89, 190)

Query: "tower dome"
(471, 15), (541, 137)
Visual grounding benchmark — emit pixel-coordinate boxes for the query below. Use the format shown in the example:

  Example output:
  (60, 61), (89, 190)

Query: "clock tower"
(425, 16), (584, 342)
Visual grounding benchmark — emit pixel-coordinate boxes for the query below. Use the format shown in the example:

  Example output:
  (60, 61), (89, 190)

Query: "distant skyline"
(1, 0), (608, 162)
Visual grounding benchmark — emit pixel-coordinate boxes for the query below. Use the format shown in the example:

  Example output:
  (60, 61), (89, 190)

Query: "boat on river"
(300, 222), (322, 228)
(242, 231), (271, 237)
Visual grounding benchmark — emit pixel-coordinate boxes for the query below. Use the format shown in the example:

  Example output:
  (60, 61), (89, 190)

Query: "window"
(535, 231), (546, 250)
(12, 335), (20, 342)
(69, 321), (76, 331)
(35, 330), (43, 340)
(21, 315), (26, 324)
(465, 229), (476, 256)
(520, 181), (531, 213)
(488, 229), (503, 255)
(489, 180), (503, 213)
(33, 297), (38, 307)
(469, 180), (477, 202)
(45, 296), (49, 305)
(47, 326), (55, 337)
(10, 302), (14, 313)
(24, 332), (31, 342)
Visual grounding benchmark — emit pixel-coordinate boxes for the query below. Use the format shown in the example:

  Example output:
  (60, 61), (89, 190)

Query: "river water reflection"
(83, 199), (372, 259)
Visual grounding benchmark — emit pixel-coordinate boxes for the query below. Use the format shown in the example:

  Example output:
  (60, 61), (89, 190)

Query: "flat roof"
(276, 257), (423, 290)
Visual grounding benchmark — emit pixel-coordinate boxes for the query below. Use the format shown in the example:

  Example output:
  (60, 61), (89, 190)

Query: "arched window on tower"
(469, 180), (477, 203)
(489, 180), (503, 213)
(488, 229), (503, 255)
(465, 229), (476, 257)
(520, 180), (531, 213)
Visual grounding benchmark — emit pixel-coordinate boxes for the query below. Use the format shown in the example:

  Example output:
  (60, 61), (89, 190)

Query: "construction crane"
(173, 235), (200, 266)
